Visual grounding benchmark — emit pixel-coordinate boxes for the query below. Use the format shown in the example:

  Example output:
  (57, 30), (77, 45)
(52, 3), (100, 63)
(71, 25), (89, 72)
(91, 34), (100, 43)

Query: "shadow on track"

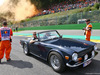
(28, 54), (49, 66)
(2, 60), (33, 69)
(97, 48), (100, 51)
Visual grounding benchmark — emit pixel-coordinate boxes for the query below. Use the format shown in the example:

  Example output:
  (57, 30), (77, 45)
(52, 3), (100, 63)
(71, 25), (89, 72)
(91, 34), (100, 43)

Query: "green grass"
(18, 23), (100, 31)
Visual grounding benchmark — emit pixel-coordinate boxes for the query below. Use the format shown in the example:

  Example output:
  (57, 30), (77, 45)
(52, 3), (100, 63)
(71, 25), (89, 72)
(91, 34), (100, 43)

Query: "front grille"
(68, 46), (94, 66)
(78, 46), (94, 62)
(78, 46), (94, 57)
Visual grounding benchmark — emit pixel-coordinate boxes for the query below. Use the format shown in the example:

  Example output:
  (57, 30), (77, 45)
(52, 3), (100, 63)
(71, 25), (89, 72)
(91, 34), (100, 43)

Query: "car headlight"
(92, 51), (95, 57)
(84, 54), (88, 61)
(94, 45), (97, 51)
(72, 53), (78, 61)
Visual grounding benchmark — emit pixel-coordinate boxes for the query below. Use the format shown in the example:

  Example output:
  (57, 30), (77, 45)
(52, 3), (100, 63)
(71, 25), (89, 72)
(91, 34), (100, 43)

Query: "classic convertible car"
(20, 30), (98, 72)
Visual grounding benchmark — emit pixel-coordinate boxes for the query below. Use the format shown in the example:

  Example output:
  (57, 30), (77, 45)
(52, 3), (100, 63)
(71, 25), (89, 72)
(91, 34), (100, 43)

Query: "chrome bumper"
(66, 57), (93, 68)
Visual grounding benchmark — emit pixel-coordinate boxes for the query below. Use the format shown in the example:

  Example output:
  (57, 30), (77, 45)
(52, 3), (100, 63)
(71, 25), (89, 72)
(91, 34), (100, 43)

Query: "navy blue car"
(20, 30), (98, 72)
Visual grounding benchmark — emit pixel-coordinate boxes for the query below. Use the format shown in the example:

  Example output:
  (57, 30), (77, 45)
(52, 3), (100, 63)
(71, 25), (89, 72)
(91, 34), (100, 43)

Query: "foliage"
(67, 14), (78, 24)
(84, 6), (91, 12)
(94, 3), (100, 10)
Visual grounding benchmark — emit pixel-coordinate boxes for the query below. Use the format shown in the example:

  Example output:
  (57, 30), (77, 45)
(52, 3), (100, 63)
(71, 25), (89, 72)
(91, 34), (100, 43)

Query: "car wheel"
(23, 44), (29, 55)
(49, 52), (66, 72)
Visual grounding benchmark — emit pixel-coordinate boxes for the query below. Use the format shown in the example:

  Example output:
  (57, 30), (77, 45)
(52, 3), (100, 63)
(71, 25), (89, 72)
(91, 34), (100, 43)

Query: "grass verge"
(18, 23), (100, 31)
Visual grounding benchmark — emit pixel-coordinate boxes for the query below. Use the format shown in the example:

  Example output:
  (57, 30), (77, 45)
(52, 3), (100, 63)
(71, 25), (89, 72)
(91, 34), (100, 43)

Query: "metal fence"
(9, 10), (100, 28)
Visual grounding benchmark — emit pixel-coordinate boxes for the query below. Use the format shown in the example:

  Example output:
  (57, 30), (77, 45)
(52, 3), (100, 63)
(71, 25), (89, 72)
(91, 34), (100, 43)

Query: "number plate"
(83, 60), (92, 67)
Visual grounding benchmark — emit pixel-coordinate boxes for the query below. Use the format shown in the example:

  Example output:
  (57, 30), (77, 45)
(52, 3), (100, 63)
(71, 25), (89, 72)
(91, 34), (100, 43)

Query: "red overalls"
(85, 24), (92, 41)
(0, 27), (13, 60)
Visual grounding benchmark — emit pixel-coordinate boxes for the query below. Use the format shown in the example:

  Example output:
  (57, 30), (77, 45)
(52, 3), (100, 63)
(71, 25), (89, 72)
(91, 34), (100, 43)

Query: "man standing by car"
(0, 21), (13, 63)
(83, 19), (92, 41)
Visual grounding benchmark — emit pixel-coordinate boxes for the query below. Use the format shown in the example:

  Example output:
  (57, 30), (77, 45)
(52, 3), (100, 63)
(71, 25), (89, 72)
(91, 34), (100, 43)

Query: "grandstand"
(34, 0), (96, 17)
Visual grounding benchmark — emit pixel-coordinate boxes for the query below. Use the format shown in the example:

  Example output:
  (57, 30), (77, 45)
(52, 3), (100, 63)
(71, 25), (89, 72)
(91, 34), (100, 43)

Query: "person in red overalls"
(83, 19), (92, 41)
(0, 21), (13, 63)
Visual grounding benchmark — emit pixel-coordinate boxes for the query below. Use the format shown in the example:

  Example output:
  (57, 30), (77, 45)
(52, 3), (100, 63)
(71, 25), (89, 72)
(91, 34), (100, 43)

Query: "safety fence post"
(56, 16), (57, 25)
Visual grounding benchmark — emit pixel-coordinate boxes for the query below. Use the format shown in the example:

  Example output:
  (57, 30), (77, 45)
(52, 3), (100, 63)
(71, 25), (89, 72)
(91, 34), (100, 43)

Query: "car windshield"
(38, 31), (60, 41)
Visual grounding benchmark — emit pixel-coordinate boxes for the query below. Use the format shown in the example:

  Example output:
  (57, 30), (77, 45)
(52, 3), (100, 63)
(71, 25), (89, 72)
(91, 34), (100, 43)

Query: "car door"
(29, 42), (41, 56)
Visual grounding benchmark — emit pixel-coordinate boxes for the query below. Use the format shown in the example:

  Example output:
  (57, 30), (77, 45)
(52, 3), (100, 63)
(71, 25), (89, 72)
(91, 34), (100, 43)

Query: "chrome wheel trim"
(24, 45), (28, 54)
(50, 55), (60, 70)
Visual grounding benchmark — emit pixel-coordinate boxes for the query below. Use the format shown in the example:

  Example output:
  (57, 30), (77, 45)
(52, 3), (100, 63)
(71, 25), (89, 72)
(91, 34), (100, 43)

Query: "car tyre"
(49, 52), (66, 73)
(23, 44), (30, 55)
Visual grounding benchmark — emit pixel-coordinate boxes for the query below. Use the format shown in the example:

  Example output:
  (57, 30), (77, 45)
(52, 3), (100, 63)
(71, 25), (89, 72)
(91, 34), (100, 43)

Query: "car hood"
(44, 38), (94, 53)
